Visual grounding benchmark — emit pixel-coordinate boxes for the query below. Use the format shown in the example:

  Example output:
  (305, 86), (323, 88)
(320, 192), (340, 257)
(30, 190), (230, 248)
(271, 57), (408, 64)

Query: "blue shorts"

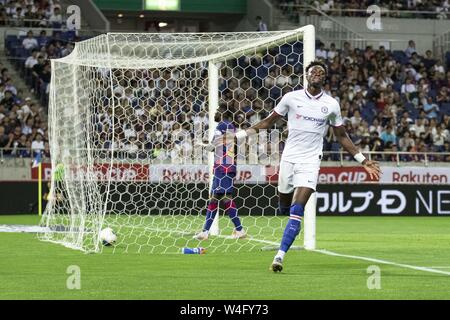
(211, 171), (236, 195)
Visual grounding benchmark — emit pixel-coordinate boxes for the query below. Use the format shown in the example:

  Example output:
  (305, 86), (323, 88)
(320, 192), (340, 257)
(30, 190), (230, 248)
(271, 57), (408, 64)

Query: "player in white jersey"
(233, 61), (381, 272)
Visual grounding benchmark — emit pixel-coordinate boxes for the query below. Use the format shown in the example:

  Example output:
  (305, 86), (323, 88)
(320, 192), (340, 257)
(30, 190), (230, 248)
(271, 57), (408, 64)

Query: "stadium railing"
(1, 148), (449, 166)
(278, 3), (450, 20)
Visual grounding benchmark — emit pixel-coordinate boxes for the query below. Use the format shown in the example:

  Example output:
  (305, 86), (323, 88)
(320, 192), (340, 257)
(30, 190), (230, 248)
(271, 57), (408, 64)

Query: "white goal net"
(39, 26), (316, 253)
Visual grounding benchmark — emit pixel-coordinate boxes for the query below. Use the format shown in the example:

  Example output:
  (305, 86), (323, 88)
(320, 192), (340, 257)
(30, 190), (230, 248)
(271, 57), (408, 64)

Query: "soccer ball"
(99, 227), (117, 246)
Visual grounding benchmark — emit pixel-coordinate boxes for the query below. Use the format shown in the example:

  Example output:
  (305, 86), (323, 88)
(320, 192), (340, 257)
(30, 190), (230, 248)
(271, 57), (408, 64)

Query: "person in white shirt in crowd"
(22, 30), (38, 51)
(315, 43), (327, 60)
(327, 43), (338, 60)
(25, 49), (39, 69)
(48, 7), (63, 26)
(31, 133), (45, 156)
(405, 40), (416, 58)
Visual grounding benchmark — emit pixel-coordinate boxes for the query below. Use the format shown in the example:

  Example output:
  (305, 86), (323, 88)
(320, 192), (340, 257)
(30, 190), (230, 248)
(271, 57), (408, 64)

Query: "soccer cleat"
(193, 231), (209, 241)
(231, 229), (247, 239)
(270, 257), (283, 272)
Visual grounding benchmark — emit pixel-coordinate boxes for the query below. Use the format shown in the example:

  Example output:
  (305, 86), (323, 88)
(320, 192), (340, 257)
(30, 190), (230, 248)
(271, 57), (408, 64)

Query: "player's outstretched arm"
(332, 126), (382, 180)
(234, 111), (282, 139)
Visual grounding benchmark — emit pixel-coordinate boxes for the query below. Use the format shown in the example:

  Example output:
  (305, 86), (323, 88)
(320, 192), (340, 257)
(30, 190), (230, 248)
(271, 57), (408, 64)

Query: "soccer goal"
(39, 25), (317, 253)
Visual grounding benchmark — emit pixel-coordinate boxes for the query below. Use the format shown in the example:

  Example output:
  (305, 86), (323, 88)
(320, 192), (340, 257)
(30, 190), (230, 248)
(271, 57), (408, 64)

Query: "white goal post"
(39, 25), (317, 253)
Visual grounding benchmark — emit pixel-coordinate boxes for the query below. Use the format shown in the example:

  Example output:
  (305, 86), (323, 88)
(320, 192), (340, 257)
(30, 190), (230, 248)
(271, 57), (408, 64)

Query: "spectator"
(423, 97), (440, 119)
(12, 6), (25, 26)
(22, 30), (38, 51)
(12, 134), (28, 157)
(22, 117), (34, 136)
(380, 125), (397, 144)
(327, 43), (338, 60)
(31, 133), (44, 156)
(48, 7), (63, 28)
(1, 90), (15, 109)
(405, 40), (417, 58)
(398, 131), (415, 151)
(0, 125), (8, 148)
(433, 126), (446, 151)
(152, 142), (167, 160)
(401, 77), (417, 100)
(25, 49), (39, 69)
(4, 78), (17, 96)
(255, 16), (268, 31)
(316, 43), (327, 60)
(42, 142), (51, 159)
(422, 50), (436, 70)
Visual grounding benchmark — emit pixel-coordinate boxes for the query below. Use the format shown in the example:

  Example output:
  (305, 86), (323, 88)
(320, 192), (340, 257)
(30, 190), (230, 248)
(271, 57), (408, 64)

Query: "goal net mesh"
(39, 29), (312, 253)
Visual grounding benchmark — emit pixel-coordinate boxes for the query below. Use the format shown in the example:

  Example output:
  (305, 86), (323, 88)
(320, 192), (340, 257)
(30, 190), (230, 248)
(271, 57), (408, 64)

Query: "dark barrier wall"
(1, 182), (450, 216)
(0, 182), (39, 214)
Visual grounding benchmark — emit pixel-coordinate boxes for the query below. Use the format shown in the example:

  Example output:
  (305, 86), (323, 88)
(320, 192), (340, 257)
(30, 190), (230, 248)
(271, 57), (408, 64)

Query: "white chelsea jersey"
(274, 89), (343, 164)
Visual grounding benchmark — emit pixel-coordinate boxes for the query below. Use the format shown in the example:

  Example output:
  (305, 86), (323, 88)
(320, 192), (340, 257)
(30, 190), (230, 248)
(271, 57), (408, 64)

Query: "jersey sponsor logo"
(296, 105), (304, 109)
(302, 115), (327, 125)
(295, 113), (326, 124)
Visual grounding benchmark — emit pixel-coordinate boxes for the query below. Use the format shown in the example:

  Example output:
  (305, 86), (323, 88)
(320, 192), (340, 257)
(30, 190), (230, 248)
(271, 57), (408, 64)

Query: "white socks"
(275, 250), (286, 260)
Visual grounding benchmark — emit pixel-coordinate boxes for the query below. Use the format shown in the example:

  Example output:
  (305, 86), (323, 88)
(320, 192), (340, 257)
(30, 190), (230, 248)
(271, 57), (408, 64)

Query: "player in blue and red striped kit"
(194, 108), (246, 241)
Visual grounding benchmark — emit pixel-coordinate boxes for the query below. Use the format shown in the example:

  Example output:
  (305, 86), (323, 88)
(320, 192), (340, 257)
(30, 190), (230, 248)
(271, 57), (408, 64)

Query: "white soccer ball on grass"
(99, 227), (117, 246)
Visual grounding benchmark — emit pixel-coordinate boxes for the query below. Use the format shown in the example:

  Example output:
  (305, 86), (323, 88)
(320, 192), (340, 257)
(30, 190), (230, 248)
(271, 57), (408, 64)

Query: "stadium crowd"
(0, 0), (63, 28)
(0, 0), (75, 160)
(86, 38), (450, 163)
(1, 18), (450, 162)
(277, 0), (450, 19)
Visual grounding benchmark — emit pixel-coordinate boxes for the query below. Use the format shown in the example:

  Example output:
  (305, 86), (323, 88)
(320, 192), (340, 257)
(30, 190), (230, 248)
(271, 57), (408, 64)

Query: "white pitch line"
(313, 249), (450, 276)
(204, 235), (450, 276)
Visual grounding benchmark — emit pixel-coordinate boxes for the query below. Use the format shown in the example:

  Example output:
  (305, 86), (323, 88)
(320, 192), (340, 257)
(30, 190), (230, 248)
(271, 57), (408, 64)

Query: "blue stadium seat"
(256, 66), (269, 79)
(280, 44), (293, 55)
(330, 142), (341, 161)
(393, 81), (402, 93)
(428, 89), (437, 99)
(287, 53), (300, 65)
(440, 102), (450, 115)
(363, 101), (375, 110)
(251, 77), (262, 89)
(293, 42), (303, 53)
(5, 35), (18, 51)
(270, 86), (282, 100)
(38, 36), (49, 47)
(392, 50), (408, 64)
(409, 107), (419, 120)
(361, 108), (375, 123)
(445, 51), (450, 69)
(276, 54), (287, 66)
(238, 56), (248, 68)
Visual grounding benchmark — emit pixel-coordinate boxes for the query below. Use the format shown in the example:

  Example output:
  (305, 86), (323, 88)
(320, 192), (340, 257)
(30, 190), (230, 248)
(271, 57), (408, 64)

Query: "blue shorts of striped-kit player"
(211, 171), (236, 195)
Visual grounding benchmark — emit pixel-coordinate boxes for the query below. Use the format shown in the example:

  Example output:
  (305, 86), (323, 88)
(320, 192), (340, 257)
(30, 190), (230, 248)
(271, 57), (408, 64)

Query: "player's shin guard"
(224, 199), (242, 231)
(203, 201), (218, 232)
(279, 203), (304, 253)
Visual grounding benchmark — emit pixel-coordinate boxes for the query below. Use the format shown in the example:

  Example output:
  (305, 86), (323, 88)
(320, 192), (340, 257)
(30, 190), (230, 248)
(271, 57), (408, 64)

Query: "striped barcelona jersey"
(213, 120), (236, 174)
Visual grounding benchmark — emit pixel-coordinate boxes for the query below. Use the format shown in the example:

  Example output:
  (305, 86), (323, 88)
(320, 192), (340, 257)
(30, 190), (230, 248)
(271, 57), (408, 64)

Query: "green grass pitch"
(1, 215), (450, 299)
